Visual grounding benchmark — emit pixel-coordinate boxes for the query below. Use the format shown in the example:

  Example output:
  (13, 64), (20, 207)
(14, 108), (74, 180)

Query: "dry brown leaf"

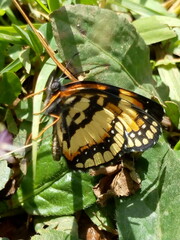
(92, 160), (141, 206)
(78, 211), (116, 240)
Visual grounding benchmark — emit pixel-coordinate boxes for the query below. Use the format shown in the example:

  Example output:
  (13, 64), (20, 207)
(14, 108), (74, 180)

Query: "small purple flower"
(0, 127), (14, 163)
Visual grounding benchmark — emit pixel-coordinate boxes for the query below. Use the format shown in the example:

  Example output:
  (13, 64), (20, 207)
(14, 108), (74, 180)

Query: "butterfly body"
(45, 81), (163, 170)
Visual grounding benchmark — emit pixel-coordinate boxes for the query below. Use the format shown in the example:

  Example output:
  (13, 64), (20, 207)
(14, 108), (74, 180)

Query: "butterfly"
(44, 79), (163, 170)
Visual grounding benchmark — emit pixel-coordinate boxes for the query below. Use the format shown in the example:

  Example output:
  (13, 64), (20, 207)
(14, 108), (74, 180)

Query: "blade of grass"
(32, 58), (56, 180)
(35, 0), (51, 14)
(133, 16), (179, 44)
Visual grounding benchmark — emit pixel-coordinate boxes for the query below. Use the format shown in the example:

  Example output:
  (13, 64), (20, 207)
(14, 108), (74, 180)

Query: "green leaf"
(34, 216), (79, 237)
(0, 0), (13, 10)
(13, 121), (31, 158)
(19, 48), (31, 74)
(8, 45), (24, 61)
(164, 101), (180, 129)
(47, 0), (61, 12)
(0, 42), (7, 70)
(31, 229), (80, 240)
(171, 27), (180, 56)
(5, 7), (22, 25)
(0, 160), (11, 191)
(12, 25), (32, 46)
(31, 58), (57, 180)
(16, 138), (96, 216)
(174, 140), (180, 150)
(35, 0), (51, 14)
(15, 98), (33, 122)
(156, 56), (180, 107)
(50, 5), (157, 96)
(13, 25), (43, 55)
(133, 16), (178, 45)
(5, 109), (18, 135)
(0, 32), (25, 45)
(0, 9), (5, 16)
(115, 138), (180, 240)
(27, 27), (44, 55)
(119, 0), (172, 17)
(0, 72), (21, 105)
(85, 203), (116, 233)
(38, 23), (57, 50)
(0, 58), (23, 74)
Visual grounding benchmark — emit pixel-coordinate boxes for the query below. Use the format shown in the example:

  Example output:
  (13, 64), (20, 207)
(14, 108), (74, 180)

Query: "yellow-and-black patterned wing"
(46, 81), (163, 169)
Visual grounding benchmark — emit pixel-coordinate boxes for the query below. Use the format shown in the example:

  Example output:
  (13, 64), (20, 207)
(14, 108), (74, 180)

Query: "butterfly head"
(44, 74), (64, 115)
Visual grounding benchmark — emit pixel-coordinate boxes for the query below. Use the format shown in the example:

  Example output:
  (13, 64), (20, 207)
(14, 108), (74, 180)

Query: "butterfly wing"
(53, 82), (163, 169)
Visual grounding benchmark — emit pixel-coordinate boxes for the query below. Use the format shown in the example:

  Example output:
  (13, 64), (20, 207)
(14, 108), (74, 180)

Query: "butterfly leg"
(32, 114), (60, 140)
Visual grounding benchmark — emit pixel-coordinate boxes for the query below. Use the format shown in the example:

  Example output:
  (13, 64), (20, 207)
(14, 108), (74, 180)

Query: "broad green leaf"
(0, 72), (21, 105)
(50, 5), (157, 97)
(116, 138), (180, 240)
(16, 138), (96, 216)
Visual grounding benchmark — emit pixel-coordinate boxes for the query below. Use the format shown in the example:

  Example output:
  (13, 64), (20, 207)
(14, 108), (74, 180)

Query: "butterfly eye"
(51, 81), (61, 93)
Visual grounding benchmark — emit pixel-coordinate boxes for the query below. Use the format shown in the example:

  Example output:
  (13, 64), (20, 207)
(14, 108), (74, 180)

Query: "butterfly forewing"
(47, 81), (163, 169)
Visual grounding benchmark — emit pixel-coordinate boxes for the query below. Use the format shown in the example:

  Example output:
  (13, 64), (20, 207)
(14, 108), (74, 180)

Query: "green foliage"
(0, 160), (11, 191)
(0, 72), (21, 104)
(133, 16), (180, 45)
(0, 1), (179, 239)
(16, 138), (96, 216)
(116, 139), (180, 240)
(50, 6), (153, 94)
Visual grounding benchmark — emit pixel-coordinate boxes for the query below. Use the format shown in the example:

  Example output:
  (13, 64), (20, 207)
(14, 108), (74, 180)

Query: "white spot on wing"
(111, 129), (115, 134)
(130, 132), (135, 138)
